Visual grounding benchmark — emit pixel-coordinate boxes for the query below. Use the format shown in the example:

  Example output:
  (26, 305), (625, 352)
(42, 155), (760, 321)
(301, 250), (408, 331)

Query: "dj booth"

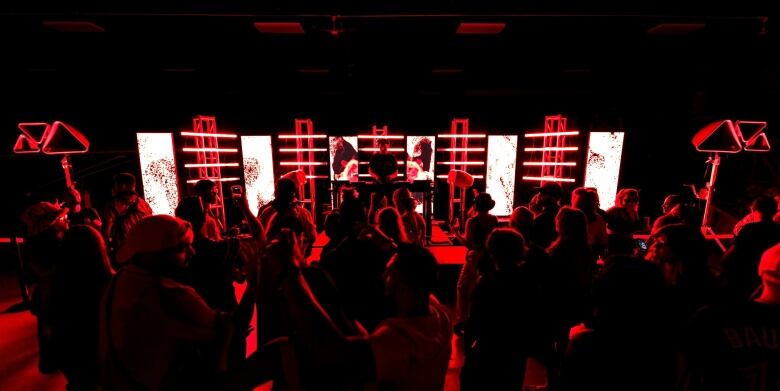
(330, 179), (435, 238)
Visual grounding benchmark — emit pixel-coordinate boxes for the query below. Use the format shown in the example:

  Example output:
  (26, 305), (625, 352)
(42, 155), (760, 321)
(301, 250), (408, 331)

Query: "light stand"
(700, 153), (726, 251)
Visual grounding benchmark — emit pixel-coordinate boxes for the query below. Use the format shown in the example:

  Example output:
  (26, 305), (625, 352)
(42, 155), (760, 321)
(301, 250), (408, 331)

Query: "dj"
(368, 138), (398, 219)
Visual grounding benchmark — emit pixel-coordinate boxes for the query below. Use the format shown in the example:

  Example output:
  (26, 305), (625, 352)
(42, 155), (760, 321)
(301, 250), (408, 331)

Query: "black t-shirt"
(369, 152), (398, 180)
(684, 301), (780, 391)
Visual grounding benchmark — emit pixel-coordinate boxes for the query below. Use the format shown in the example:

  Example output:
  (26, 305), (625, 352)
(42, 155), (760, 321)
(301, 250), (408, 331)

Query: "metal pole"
(701, 153), (720, 229)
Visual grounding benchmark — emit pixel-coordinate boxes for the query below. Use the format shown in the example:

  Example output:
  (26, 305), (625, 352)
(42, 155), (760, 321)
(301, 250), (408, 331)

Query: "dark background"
(0, 1), (777, 235)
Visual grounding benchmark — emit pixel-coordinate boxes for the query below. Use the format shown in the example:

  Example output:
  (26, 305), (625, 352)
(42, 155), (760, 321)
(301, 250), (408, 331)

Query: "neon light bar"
(584, 132), (625, 210)
(182, 147), (238, 153)
(360, 148), (405, 152)
(306, 175), (329, 179)
(359, 174), (405, 177)
(279, 148), (327, 152)
(357, 135), (405, 139)
(180, 132), (238, 138)
(523, 162), (577, 166)
(524, 131), (579, 138)
(438, 148), (485, 152)
(277, 135), (327, 139)
(241, 136), (275, 216)
(136, 133), (179, 216)
(522, 176), (576, 183)
(438, 161), (485, 165)
(186, 177), (241, 183)
(437, 174), (484, 179)
(358, 161), (406, 164)
(524, 147), (578, 152)
(279, 162), (327, 166)
(437, 134), (486, 138)
(184, 163), (240, 168)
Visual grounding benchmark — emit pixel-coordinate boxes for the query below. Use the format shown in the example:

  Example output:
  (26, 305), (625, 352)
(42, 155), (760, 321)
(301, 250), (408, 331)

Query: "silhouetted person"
(103, 173), (152, 264)
(683, 243), (780, 391)
(273, 236), (452, 391)
(461, 229), (547, 391)
(561, 256), (675, 391)
(100, 215), (253, 390)
(529, 183), (563, 249)
(21, 202), (70, 373)
(53, 225), (113, 391)
(721, 196), (780, 301)
(455, 192), (499, 327)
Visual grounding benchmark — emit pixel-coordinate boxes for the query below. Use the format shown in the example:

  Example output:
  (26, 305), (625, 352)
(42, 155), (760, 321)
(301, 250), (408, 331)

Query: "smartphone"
(636, 239), (648, 252)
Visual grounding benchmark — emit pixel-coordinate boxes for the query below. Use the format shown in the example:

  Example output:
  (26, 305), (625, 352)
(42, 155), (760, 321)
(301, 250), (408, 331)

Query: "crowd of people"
(16, 169), (780, 390)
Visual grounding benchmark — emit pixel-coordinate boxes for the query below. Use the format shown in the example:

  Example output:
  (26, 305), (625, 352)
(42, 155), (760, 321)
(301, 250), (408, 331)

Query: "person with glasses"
(605, 188), (646, 235)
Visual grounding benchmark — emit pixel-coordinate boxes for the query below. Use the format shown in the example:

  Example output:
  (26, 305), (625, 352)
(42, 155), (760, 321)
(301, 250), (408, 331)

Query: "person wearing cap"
(682, 243), (780, 390)
(455, 192), (499, 329)
(259, 177), (316, 256)
(721, 196), (780, 302)
(529, 182), (563, 249)
(20, 201), (70, 373)
(103, 173), (153, 264)
(99, 215), (252, 390)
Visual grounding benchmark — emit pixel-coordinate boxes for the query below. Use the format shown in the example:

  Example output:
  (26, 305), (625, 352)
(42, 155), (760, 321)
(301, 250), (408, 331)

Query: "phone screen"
(636, 239), (648, 252)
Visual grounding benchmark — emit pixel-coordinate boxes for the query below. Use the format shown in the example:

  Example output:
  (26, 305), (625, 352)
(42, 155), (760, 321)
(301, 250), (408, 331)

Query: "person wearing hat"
(99, 215), (252, 390)
(20, 201), (70, 373)
(455, 192), (499, 330)
(682, 243), (780, 390)
(529, 182), (563, 249)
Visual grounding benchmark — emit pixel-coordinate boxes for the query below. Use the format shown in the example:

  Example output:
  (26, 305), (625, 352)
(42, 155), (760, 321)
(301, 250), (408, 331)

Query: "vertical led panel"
(241, 136), (276, 217)
(329, 136), (359, 181)
(486, 135), (518, 216)
(136, 133), (179, 216)
(584, 132), (625, 210)
(406, 136), (436, 181)
(406, 136), (436, 213)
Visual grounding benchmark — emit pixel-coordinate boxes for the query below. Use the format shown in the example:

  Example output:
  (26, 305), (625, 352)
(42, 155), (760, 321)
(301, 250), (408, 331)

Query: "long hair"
(572, 187), (598, 222)
(615, 188), (640, 209)
(376, 207), (409, 244)
(549, 206), (590, 252)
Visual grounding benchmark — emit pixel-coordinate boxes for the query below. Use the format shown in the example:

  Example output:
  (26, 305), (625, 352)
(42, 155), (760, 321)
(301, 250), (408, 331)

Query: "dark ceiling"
(1, 1), (773, 109)
(0, 1), (776, 232)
